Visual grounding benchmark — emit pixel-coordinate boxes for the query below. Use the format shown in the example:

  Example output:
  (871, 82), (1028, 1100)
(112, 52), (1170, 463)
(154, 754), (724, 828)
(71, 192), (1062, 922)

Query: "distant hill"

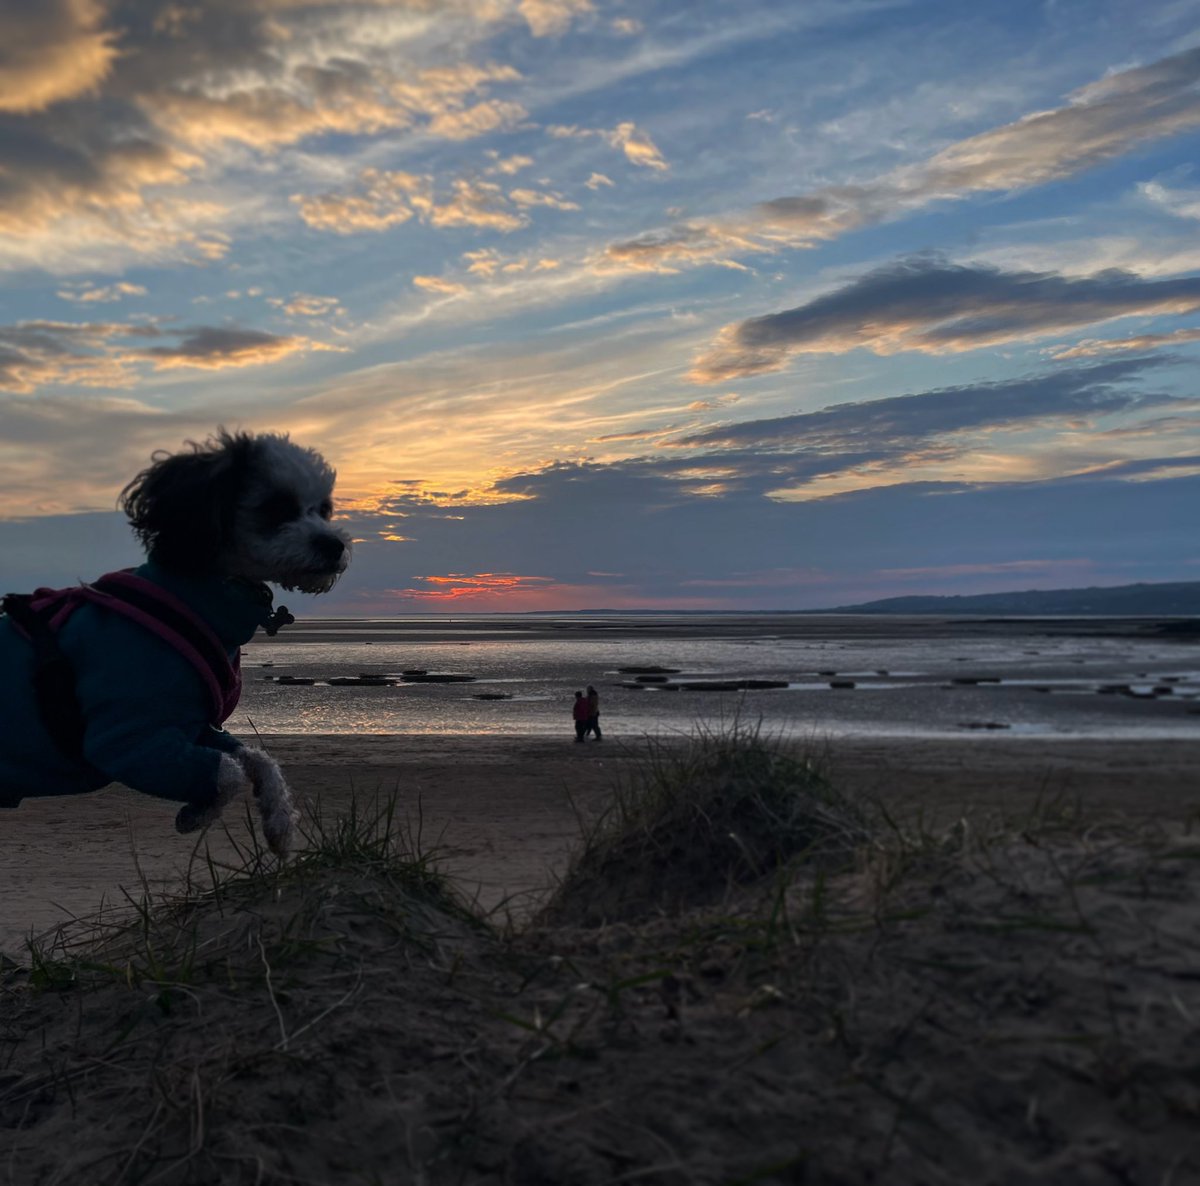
(817, 581), (1200, 616)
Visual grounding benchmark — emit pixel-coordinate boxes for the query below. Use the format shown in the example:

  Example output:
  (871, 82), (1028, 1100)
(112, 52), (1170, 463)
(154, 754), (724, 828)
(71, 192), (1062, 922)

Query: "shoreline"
(3, 731), (1198, 951)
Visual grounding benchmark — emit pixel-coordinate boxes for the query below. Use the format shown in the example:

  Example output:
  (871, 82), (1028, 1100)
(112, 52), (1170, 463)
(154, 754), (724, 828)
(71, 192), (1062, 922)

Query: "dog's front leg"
(175, 748), (298, 856)
(237, 746), (299, 857)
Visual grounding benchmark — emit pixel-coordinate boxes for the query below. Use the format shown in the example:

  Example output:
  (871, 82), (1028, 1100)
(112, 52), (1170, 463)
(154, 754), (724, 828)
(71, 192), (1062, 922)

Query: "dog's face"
(120, 430), (351, 593)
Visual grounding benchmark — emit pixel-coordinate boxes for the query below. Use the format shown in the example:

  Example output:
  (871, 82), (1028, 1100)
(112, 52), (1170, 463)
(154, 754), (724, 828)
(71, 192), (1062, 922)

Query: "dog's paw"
(238, 747), (299, 858)
(175, 753), (249, 834)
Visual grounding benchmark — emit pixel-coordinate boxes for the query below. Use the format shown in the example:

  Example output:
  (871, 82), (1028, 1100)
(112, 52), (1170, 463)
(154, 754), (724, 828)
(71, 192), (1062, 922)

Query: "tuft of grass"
(4, 786), (469, 1003)
(0, 787), (496, 1185)
(539, 719), (873, 927)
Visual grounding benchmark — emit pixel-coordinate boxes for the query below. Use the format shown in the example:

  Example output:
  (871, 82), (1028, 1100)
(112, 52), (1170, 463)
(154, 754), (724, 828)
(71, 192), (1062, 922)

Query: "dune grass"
(2, 726), (1198, 1185)
(539, 720), (872, 927)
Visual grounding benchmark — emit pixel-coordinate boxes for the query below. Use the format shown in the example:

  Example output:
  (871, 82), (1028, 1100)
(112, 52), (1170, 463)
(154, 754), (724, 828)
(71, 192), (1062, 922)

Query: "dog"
(0, 429), (351, 855)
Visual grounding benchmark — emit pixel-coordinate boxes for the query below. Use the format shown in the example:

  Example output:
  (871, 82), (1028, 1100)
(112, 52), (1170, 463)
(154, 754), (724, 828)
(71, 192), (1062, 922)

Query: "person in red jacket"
(572, 690), (590, 742)
(585, 685), (602, 740)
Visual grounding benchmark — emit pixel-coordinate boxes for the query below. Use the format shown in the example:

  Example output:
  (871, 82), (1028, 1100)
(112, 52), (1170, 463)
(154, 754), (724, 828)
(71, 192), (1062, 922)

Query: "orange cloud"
(605, 121), (668, 170)
(296, 172), (531, 234)
(0, 13), (529, 265)
(508, 187), (580, 211)
(1051, 326), (1200, 359)
(270, 293), (344, 317)
(56, 281), (147, 304)
(546, 120), (668, 170)
(428, 99), (528, 140)
(599, 222), (763, 274)
(518, 0), (593, 37)
(0, 0), (116, 114)
(293, 169), (426, 234)
(392, 572), (555, 600)
(135, 327), (344, 371)
(413, 275), (468, 296)
(0, 319), (345, 392)
(430, 179), (527, 231)
(147, 86), (401, 151)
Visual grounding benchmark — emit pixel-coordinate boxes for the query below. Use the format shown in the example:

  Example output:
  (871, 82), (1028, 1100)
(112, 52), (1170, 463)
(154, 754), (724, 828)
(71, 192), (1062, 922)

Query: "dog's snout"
(314, 535), (346, 565)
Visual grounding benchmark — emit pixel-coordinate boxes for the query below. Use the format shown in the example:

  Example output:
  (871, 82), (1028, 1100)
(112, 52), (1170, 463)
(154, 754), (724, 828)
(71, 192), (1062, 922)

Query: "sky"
(1, 0), (1198, 613)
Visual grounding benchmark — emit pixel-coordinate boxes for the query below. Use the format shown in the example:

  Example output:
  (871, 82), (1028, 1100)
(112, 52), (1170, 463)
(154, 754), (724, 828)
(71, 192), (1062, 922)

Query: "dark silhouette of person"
(585, 685), (602, 740)
(572, 690), (590, 742)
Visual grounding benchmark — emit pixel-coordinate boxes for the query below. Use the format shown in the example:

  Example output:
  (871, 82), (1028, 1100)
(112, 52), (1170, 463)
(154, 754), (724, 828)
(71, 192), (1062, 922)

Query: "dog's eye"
(258, 492), (301, 527)
(318, 499), (333, 520)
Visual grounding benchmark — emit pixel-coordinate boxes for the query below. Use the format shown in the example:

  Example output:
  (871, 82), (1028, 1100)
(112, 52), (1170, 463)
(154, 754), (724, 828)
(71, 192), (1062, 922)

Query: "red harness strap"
(12, 570), (241, 727)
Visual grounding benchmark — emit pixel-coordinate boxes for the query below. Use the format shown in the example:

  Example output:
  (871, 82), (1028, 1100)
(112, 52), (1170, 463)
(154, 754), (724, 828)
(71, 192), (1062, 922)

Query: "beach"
(4, 730), (1198, 951)
(4, 614), (1200, 1184)
(4, 725), (1200, 1184)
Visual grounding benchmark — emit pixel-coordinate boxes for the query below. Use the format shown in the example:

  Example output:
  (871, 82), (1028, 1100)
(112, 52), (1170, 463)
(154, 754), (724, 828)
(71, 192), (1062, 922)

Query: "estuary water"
(237, 614), (1200, 740)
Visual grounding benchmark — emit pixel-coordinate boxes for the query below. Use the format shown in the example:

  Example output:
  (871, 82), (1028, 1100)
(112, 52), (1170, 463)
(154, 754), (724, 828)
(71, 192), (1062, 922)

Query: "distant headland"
(812, 580), (1200, 616)
(536, 580), (1200, 617)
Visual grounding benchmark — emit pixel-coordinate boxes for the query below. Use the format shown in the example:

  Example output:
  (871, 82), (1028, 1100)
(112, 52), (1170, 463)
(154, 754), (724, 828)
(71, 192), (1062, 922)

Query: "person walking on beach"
(585, 685), (602, 740)
(573, 690), (590, 742)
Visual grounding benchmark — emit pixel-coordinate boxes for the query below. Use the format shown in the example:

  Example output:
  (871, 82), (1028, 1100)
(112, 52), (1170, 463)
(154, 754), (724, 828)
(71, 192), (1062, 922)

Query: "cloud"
(0, 118), (204, 242)
(56, 281), (148, 304)
(145, 48), (524, 153)
(430, 179), (527, 231)
(427, 98), (528, 140)
(0, 320), (148, 392)
(413, 275), (468, 295)
(925, 48), (1198, 183)
(601, 222), (764, 274)
(293, 169), (425, 234)
(147, 76), (401, 152)
(0, 5), (529, 267)
(391, 571), (554, 600)
(1050, 326), (1200, 359)
(0, 318), (339, 391)
(680, 357), (1176, 457)
(758, 46), (1200, 238)
(600, 47), (1200, 275)
(590, 426), (678, 443)
(298, 350), (1178, 511)
(442, 246), (556, 281)
(296, 171), (534, 233)
(517, 0), (592, 37)
(508, 187), (580, 210)
(134, 327), (341, 371)
(485, 152), (534, 175)
(687, 395), (740, 411)
(585, 172), (614, 190)
(691, 257), (1200, 381)
(604, 121), (669, 170)
(388, 61), (522, 116)
(547, 120), (668, 169)
(1139, 179), (1200, 221)
(0, 0), (116, 114)
(271, 293), (344, 317)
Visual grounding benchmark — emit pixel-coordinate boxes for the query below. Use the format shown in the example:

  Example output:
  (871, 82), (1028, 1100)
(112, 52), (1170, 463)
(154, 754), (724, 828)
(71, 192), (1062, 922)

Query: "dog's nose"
(314, 535), (346, 565)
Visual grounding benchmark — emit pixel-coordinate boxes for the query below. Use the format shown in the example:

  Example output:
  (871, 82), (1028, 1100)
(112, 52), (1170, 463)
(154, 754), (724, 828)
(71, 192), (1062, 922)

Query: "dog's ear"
(120, 429), (257, 575)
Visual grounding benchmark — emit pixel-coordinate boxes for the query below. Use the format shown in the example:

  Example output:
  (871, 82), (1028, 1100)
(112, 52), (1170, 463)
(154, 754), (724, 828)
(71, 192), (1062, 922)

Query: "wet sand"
(3, 732), (1198, 952)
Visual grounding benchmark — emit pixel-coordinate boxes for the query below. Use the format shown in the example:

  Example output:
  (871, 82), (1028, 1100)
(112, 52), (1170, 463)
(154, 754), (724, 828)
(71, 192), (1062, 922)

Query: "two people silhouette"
(572, 685), (602, 742)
